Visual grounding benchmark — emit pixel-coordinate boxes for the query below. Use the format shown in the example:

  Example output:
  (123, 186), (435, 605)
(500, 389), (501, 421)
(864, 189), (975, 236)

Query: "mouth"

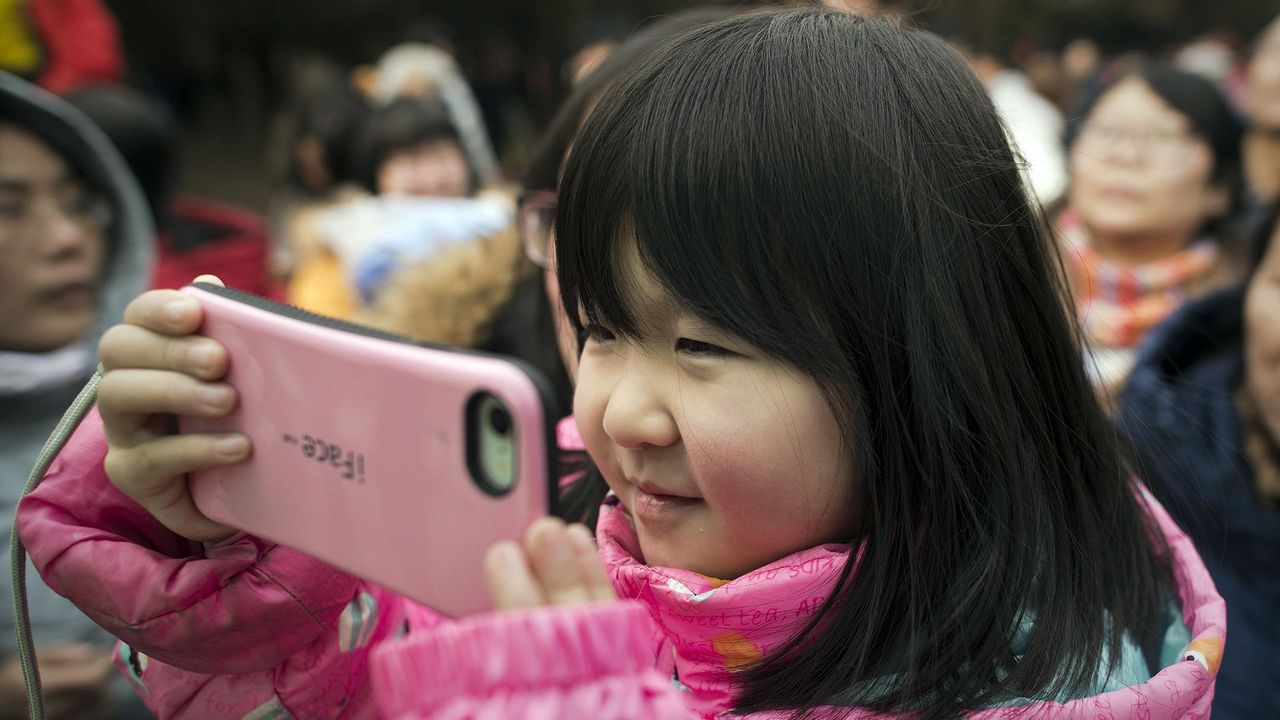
(40, 281), (96, 309)
(1099, 186), (1142, 202)
(629, 479), (703, 523)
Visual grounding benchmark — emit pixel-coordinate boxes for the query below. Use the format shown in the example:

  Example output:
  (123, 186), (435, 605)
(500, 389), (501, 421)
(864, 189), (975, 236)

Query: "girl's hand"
(98, 275), (246, 542)
(484, 517), (617, 610)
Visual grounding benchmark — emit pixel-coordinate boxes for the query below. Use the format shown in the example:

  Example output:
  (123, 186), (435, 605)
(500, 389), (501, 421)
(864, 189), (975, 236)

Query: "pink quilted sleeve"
(16, 407), (360, 673)
(370, 600), (698, 719)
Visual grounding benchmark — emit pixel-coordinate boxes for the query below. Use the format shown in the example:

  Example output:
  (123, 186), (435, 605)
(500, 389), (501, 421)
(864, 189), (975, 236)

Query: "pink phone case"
(178, 283), (557, 617)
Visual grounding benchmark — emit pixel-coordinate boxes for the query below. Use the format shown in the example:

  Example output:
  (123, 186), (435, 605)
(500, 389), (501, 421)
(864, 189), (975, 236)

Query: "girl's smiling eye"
(675, 338), (734, 358)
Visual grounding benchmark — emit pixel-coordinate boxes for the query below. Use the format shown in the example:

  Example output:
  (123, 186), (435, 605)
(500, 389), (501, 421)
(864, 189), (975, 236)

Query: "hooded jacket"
(19, 410), (1225, 719)
(1119, 286), (1280, 718)
(0, 69), (152, 713)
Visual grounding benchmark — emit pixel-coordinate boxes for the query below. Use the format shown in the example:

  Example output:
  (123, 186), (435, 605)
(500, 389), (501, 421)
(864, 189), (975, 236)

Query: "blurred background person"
(0, 71), (150, 719)
(1244, 16), (1280, 209)
(957, 34), (1069, 207)
(367, 42), (499, 187)
(1058, 65), (1244, 404)
(65, 84), (283, 301)
(287, 95), (505, 320)
(1119, 204), (1280, 720)
(0, 0), (123, 94)
(265, 57), (366, 281)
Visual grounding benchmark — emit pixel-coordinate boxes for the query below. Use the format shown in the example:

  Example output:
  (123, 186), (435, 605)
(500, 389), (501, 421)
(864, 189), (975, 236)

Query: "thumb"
(192, 274), (225, 287)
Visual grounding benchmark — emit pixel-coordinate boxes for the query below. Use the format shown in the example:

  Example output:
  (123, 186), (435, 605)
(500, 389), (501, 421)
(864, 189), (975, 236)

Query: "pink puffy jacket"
(18, 409), (1226, 719)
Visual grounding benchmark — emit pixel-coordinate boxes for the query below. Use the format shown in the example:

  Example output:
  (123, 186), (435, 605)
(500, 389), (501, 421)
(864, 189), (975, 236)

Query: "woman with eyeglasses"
(1058, 65), (1246, 405)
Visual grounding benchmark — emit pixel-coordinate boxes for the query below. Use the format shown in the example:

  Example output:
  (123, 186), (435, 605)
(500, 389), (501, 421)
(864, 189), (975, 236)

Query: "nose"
(600, 357), (680, 450)
(39, 209), (95, 259)
(1105, 134), (1144, 166)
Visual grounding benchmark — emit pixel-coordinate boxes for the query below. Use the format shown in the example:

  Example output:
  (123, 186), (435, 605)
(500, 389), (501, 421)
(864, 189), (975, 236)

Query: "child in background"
(20, 10), (1223, 719)
(287, 95), (517, 346)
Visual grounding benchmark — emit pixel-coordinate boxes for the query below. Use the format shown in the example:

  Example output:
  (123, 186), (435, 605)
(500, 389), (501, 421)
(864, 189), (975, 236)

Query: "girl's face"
(1069, 78), (1227, 242)
(573, 244), (859, 580)
(1245, 222), (1280, 447)
(377, 138), (470, 197)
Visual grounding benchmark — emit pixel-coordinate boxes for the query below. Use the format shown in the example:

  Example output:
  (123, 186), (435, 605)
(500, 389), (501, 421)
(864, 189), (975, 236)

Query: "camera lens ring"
(488, 404), (512, 435)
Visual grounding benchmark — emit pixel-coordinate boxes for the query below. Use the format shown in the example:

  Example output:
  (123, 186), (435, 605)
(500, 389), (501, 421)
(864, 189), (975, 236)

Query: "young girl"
(19, 10), (1223, 719)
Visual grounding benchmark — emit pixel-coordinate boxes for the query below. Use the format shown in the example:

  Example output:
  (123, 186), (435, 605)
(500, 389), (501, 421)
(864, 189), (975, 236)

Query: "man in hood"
(0, 71), (151, 718)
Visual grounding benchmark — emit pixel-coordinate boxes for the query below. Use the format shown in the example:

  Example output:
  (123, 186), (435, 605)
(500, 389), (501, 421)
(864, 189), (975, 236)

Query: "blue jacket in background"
(1119, 286), (1280, 718)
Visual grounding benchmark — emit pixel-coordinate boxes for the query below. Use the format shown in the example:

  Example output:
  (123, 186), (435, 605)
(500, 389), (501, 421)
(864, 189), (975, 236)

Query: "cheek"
(1245, 284), (1280, 424)
(572, 355), (613, 468)
(683, 370), (854, 535)
(88, 230), (107, 277)
(377, 158), (411, 195)
(1156, 163), (1217, 211)
(442, 155), (471, 195)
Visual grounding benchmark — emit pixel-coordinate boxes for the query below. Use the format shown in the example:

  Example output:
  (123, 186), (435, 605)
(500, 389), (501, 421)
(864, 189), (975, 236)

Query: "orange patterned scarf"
(1060, 216), (1219, 350)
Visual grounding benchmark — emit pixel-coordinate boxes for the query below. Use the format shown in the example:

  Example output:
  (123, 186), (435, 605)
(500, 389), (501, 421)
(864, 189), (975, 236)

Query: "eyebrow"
(0, 170), (78, 194)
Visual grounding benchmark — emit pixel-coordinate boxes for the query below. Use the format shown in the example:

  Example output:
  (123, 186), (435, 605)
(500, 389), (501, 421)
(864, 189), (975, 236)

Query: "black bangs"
(556, 11), (895, 367)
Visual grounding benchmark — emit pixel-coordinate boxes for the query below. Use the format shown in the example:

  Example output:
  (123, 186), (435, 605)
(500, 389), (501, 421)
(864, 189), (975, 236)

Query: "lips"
(1098, 186), (1142, 202)
(628, 478), (703, 525)
(40, 281), (95, 309)
(633, 478), (698, 500)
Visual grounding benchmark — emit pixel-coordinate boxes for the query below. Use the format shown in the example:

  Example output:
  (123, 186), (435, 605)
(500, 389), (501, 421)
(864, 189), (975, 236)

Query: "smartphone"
(178, 282), (558, 617)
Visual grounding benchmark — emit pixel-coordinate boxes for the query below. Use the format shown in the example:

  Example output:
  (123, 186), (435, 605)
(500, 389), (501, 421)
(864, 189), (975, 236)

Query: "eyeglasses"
(517, 189), (556, 268)
(1075, 122), (1206, 168)
(0, 186), (113, 241)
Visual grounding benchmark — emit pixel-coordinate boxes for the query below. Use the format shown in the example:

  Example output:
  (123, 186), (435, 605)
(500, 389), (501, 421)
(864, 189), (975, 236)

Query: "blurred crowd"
(0, 0), (1277, 717)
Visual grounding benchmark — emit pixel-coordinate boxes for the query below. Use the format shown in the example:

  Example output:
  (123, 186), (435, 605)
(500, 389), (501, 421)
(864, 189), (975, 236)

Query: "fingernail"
(199, 385), (230, 409)
(541, 525), (571, 563)
(166, 299), (191, 323)
(188, 343), (218, 372)
(491, 542), (523, 570)
(215, 436), (249, 458)
(567, 524), (595, 554)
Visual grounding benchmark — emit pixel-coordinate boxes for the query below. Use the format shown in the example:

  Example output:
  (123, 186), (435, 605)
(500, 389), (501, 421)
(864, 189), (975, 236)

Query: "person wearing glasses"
(0, 72), (152, 718)
(1058, 65), (1245, 405)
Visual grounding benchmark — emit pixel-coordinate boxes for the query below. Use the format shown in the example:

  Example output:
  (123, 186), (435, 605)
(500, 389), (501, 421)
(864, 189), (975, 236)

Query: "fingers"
(525, 518), (599, 606)
(116, 274), (223, 338)
(103, 432), (247, 542)
(485, 518), (616, 611)
(104, 432), (250, 495)
(192, 274), (225, 287)
(565, 523), (616, 602)
(121, 289), (204, 337)
(99, 324), (227, 380)
(98, 370), (236, 446)
(485, 541), (546, 611)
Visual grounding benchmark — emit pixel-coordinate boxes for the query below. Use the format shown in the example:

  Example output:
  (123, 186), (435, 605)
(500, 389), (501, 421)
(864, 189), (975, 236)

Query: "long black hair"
(556, 9), (1171, 718)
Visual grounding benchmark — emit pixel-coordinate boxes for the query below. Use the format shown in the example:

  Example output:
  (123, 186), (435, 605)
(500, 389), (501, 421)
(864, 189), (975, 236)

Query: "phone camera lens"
(488, 405), (512, 435)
